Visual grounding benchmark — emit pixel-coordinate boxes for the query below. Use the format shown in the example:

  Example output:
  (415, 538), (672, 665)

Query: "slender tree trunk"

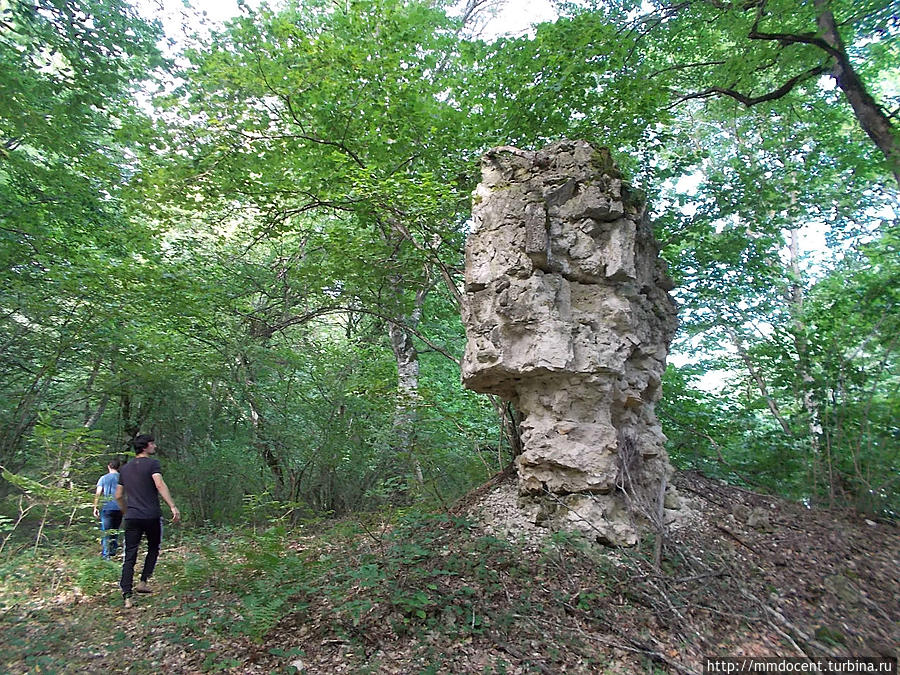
(57, 358), (109, 487)
(387, 279), (427, 488)
(726, 326), (793, 436)
(786, 228), (829, 502)
(240, 353), (288, 498)
(120, 387), (154, 442)
(0, 357), (60, 468)
(56, 396), (110, 487)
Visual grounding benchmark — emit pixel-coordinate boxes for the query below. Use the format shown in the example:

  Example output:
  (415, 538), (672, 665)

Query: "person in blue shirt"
(93, 457), (125, 559)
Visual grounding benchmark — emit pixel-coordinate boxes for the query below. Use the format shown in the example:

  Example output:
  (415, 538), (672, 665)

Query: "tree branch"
(281, 94), (367, 169)
(672, 63), (830, 108)
(240, 305), (461, 366)
(747, 0), (841, 58)
(647, 59), (727, 80)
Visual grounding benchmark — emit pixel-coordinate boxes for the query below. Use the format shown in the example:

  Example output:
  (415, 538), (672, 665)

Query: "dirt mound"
(465, 469), (898, 665)
(667, 471), (898, 661)
(250, 470), (898, 673)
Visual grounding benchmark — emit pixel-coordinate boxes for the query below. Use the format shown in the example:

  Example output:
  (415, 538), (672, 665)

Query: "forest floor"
(1, 470), (897, 674)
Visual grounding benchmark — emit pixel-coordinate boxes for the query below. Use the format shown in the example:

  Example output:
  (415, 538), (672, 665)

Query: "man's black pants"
(120, 517), (161, 598)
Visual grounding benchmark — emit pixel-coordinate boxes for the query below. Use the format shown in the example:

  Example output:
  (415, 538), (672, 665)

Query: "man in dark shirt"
(116, 434), (180, 608)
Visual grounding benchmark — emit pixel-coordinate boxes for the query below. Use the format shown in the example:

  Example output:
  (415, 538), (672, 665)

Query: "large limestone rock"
(461, 140), (678, 546)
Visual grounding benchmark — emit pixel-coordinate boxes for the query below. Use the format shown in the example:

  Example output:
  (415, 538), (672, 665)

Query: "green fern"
(74, 557), (119, 595)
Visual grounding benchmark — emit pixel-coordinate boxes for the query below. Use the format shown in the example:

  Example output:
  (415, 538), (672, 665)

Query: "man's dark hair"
(109, 455), (125, 470)
(132, 434), (155, 454)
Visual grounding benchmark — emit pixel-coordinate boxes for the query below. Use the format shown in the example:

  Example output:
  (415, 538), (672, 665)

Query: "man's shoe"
(124, 597), (133, 608)
(135, 581), (152, 593)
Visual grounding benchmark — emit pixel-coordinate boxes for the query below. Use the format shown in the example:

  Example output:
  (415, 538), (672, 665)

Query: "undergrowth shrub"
(167, 525), (320, 640)
(312, 513), (539, 638)
(74, 557), (120, 595)
(152, 509), (627, 665)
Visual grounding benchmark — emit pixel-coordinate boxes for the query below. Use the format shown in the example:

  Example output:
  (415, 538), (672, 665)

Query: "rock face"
(461, 140), (678, 545)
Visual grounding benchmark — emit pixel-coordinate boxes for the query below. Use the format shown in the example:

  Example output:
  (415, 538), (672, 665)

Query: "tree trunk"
(813, 0), (900, 185)
(57, 358), (108, 487)
(240, 353), (288, 498)
(56, 397), (109, 487)
(387, 280), (427, 488)
(726, 326), (794, 436)
(0, 357), (59, 469)
(786, 228), (829, 502)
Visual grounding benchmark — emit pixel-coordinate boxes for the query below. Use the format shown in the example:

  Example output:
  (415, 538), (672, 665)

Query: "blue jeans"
(100, 508), (123, 559)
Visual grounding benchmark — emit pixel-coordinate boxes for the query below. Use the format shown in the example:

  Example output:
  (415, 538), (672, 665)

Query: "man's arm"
(93, 484), (103, 517)
(115, 483), (127, 513)
(152, 473), (181, 523)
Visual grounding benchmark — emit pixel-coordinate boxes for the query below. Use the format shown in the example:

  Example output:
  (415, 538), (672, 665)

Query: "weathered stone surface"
(461, 140), (678, 546)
